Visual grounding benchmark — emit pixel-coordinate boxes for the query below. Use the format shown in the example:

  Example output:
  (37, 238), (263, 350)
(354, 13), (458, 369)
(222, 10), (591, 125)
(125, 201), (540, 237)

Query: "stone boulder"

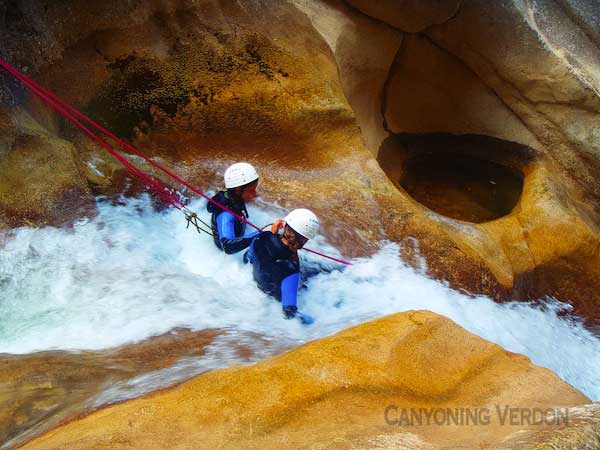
(19, 311), (590, 449)
(0, 106), (93, 227)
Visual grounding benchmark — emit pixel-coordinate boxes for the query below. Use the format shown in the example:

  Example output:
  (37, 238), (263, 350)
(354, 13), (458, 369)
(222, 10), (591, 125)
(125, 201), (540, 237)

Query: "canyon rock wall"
(294, 0), (600, 321)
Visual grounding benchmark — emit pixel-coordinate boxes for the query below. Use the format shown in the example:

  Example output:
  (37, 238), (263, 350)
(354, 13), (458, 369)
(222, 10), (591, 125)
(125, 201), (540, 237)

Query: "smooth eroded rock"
(345, 0), (461, 33)
(0, 107), (94, 227)
(19, 311), (589, 449)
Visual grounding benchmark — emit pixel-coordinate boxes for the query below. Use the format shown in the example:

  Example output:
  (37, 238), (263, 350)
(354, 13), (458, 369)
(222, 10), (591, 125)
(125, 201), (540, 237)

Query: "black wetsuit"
(244, 231), (301, 318)
(206, 191), (257, 254)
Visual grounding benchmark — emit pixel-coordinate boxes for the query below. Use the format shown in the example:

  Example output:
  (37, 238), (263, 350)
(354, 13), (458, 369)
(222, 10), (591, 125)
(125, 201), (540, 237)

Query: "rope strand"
(0, 57), (352, 265)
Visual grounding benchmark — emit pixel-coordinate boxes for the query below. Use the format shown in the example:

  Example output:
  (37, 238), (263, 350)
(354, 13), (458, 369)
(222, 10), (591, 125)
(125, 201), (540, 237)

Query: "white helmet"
(224, 162), (259, 189)
(284, 208), (320, 240)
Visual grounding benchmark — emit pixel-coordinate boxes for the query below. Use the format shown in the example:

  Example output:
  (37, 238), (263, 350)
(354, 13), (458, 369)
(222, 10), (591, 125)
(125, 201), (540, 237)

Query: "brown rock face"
(345, 0), (461, 33)
(18, 311), (591, 450)
(491, 403), (600, 449)
(0, 107), (94, 227)
(382, 33), (539, 149)
(323, 0), (600, 197)
(425, 0), (600, 200)
(0, 329), (220, 448)
(0, 0), (393, 255)
(377, 133), (600, 327)
(0, 328), (289, 449)
(295, 0), (600, 320)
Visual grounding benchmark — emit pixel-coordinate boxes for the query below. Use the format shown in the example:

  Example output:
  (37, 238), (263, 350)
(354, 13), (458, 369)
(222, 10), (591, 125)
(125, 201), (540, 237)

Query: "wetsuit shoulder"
(255, 231), (292, 260)
(207, 191), (228, 214)
(208, 191), (252, 254)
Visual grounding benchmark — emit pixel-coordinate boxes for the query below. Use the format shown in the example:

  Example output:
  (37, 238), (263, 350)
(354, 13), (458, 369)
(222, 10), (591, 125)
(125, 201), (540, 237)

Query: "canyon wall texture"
(293, 0), (600, 322)
(1, 1), (600, 447)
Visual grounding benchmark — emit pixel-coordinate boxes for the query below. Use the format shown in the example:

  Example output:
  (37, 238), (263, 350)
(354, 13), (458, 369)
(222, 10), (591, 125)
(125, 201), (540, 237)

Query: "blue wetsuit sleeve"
(281, 272), (300, 318)
(217, 212), (236, 240)
(216, 212), (255, 254)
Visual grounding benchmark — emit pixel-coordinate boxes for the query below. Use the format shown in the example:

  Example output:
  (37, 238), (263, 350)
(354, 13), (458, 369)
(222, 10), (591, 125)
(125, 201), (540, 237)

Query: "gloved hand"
(296, 312), (314, 325)
(282, 306), (314, 325)
(282, 305), (297, 319)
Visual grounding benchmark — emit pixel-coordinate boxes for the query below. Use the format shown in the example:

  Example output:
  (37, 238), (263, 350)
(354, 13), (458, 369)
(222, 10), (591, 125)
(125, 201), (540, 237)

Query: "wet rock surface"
(296, 0), (600, 316)
(379, 133), (600, 328)
(17, 311), (591, 450)
(0, 328), (287, 449)
(0, 329), (218, 448)
(491, 402), (600, 449)
(0, 107), (94, 227)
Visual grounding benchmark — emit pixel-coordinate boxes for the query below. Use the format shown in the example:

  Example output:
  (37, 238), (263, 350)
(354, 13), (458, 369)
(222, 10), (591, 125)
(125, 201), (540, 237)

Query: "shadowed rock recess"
(1, 0), (600, 448)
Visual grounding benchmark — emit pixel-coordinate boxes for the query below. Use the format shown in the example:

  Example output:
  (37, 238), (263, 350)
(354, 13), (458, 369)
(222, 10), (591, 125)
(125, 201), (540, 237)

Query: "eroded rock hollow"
(295, 0), (600, 323)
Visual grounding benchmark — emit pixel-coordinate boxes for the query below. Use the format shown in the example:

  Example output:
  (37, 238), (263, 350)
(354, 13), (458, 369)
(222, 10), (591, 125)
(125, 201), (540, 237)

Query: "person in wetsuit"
(244, 208), (319, 324)
(207, 162), (260, 254)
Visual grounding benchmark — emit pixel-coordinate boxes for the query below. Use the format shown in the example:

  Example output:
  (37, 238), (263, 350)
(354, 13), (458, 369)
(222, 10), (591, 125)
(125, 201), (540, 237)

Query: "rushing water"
(1, 195), (599, 401)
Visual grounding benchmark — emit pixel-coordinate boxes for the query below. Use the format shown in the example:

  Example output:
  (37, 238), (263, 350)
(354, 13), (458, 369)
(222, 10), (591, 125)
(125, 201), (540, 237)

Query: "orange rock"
(0, 107), (94, 227)
(19, 311), (590, 449)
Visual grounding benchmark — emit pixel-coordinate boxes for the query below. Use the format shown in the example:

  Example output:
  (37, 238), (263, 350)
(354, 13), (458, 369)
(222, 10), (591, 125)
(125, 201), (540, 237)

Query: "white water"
(1, 195), (599, 401)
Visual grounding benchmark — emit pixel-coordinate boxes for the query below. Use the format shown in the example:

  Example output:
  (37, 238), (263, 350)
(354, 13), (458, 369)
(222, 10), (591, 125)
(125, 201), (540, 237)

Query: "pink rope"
(0, 57), (352, 265)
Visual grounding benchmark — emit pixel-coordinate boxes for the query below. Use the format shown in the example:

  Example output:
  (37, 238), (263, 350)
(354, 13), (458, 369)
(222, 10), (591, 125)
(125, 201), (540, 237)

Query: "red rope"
(0, 57), (352, 265)
(0, 63), (185, 210)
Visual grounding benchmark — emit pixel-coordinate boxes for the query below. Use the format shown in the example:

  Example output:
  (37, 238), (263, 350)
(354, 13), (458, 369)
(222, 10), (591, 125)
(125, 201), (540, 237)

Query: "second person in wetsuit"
(244, 208), (320, 324)
(207, 162), (260, 254)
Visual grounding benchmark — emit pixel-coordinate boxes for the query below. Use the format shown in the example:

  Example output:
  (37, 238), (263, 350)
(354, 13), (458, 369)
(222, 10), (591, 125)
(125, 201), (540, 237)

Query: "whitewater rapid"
(1, 195), (599, 401)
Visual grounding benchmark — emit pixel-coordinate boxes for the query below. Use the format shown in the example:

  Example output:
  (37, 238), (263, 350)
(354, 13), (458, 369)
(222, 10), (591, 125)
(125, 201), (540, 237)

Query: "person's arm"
(271, 219), (285, 234)
(216, 212), (259, 254)
(243, 237), (257, 264)
(281, 272), (300, 318)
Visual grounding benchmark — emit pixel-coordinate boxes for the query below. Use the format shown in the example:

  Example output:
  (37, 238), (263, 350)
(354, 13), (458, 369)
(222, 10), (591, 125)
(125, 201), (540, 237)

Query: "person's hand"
(271, 219), (285, 234)
(282, 305), (297, 319)
(296, 312), (314, 325)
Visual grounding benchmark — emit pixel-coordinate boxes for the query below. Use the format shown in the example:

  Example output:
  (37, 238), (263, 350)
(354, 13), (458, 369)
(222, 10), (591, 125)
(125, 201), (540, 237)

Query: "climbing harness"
(0, 57), (352, 265)
(184, 209), (213, 237)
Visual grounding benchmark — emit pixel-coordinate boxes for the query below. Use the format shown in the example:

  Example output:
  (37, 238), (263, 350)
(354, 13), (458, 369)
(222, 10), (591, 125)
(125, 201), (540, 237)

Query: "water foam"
(1, 195), (599, 400)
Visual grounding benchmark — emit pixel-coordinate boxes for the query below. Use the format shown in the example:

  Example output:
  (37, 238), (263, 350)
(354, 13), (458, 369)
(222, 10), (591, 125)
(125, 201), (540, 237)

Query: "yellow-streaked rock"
(21, 311), (588, 449)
